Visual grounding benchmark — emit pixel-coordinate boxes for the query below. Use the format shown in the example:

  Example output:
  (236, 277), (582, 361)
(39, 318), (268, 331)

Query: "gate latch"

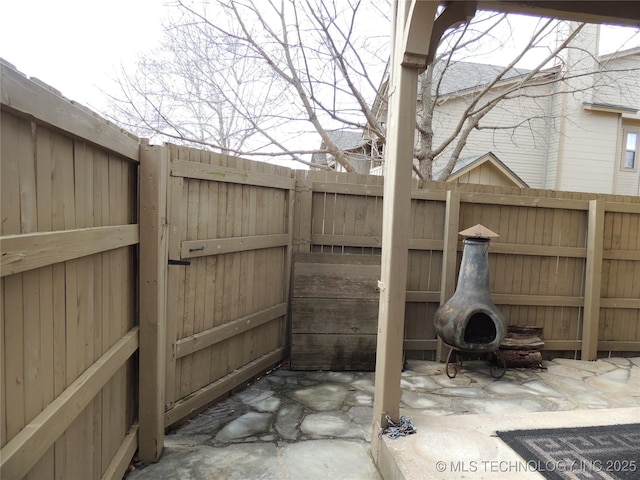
(168, 259), (190, 266)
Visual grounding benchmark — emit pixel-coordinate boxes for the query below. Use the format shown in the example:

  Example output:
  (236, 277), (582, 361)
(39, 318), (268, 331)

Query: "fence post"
(437, 189), (461, 361)
(294, 172), (313, 253)
(138, 140), (169, 462)
(581, 199), (604, 360)
(284, 179), (297, 356)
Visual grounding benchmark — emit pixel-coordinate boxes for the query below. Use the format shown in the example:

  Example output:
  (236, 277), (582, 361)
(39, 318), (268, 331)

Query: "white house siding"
(431, 83), (551, 187)
(556, 109), (618, 193)
(542, 80), (566, 190)
(615, 171), (640, 196)
(593, 53), (640, 109)
(600, 54), (640, 196)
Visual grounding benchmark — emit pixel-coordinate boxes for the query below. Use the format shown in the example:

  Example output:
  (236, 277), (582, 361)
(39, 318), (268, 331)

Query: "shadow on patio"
(127, 356), (640, 480)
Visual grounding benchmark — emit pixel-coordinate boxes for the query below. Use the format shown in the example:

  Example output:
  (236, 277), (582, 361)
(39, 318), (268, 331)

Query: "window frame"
(621, 126), (640, 172)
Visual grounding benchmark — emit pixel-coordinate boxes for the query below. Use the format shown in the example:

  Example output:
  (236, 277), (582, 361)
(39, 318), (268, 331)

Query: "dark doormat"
(497, 423), (640, 480)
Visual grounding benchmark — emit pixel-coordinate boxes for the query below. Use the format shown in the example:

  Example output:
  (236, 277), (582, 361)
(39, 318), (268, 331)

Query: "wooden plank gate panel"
(291, 253), (381, 370)
(163, 145), (292, 427)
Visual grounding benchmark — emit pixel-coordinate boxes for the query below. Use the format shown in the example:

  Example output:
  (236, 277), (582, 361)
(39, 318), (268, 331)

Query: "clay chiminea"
(434, 224), (506, 352)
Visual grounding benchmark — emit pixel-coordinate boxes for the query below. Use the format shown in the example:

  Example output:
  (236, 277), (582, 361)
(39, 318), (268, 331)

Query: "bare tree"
(107, 2), (639, 178)
(108, 0), (390, 171)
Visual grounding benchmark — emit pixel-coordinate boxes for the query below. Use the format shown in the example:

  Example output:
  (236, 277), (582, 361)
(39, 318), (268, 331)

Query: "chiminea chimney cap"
(459, 224), (499, 239)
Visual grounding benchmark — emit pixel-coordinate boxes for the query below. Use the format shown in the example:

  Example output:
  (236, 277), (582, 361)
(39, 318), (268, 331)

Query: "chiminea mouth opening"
(464, 312), (498, 344)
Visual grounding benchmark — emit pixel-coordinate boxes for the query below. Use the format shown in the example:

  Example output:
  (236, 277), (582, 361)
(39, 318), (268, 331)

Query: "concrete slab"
(379, 407), (640, 480)
(283, 440), (381, 480)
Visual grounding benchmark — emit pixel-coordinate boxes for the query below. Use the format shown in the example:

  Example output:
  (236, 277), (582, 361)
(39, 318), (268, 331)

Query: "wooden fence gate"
(159, 145), (293, 427)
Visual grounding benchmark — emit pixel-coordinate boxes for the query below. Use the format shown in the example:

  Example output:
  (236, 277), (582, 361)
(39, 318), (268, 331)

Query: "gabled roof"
(440, 151), (529, 187)
(432, 45), (640, 98)
(598, 45), (640, 62)
(311, 129), (366, 165)
(430, 61), (531, 96)
(374, 24), (640, 117)
(372, 61), (542, 118)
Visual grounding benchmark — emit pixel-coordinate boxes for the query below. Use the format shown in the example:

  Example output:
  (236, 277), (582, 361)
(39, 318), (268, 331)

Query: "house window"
(623, 129), (639, 170)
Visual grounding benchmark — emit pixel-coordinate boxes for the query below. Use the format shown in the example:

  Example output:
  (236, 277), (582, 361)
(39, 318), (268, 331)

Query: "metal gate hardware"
(168, 259), (190, 266)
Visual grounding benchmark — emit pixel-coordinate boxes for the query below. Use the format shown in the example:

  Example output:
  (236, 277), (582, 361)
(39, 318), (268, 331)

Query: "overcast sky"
(1, 0), (170, 113)
(2, 1), (638, 118)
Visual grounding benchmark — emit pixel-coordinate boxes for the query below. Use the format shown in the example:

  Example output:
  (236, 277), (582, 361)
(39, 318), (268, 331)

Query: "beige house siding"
(449, 162), (522, 187)
(593, 52), (640, 108)
(431, 84), (550, 186)
(547, 41), (639, 194)
(556, 109), (619, 193)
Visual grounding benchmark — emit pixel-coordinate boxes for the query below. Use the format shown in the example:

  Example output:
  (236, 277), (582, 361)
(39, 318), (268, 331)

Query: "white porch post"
(371, 0), (438, 455)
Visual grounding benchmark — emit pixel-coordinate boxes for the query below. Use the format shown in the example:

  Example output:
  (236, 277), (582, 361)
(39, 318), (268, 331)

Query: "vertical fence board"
(4, 275), (24, 442)
(23, 270), (42, 428)
(0, 280), (5, 449)
(165, 174), (185, 409)
(295, 173), (313, 253)
(189, 150), (210, 392)
(437, 190), (461, 360)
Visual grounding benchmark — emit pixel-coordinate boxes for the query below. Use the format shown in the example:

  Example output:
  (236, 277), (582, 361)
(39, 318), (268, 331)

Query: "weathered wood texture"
(162, 144), (290, 426)
(291, 170), (640, 367)
(291, 254), (380, 370)
(138, 142), (168, 462)
(1, 63), (139, 480)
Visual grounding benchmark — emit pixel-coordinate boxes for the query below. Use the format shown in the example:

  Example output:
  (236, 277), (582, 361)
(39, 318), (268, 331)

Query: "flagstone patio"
(127, 357), (640, 479)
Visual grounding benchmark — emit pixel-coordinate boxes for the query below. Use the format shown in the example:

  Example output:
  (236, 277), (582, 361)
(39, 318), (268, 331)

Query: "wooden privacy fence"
(291, 170), (640, 369)
(1, 63), (139, 479)
(2, 60), (640, 479)
(1, 62), (291, 478)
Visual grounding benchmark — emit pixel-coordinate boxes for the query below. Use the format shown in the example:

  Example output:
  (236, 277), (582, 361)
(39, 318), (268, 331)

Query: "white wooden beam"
(402, 0), (438, 68)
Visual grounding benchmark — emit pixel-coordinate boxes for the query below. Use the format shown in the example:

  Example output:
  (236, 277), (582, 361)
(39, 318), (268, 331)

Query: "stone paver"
(127, 358), (640, 480)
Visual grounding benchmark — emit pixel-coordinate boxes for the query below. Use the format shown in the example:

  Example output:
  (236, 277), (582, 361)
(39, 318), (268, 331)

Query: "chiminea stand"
(444, 345), (506, 379)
